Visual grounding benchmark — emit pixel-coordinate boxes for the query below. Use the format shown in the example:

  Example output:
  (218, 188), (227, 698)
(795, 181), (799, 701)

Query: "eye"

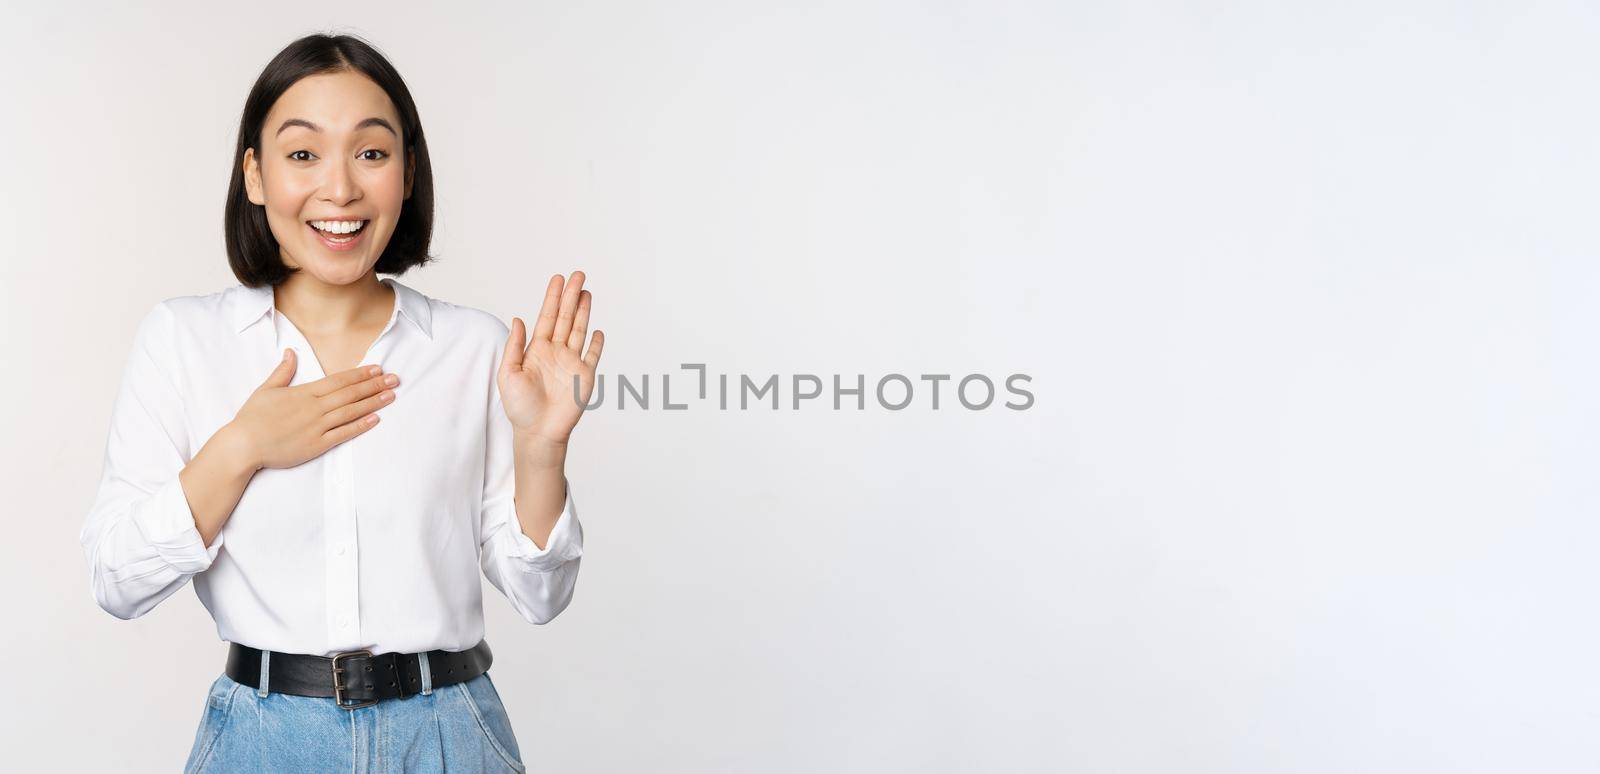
(360, 149), (390, 161)
(289, 150), (316, 162)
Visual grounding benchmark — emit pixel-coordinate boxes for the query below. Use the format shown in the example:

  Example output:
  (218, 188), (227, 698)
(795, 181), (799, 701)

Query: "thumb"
(264, 348), (297, 387)
(500, 317), (526, 380)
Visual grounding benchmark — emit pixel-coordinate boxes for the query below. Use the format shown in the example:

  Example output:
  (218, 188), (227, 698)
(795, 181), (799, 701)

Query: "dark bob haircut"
(225, 33), (435, 287)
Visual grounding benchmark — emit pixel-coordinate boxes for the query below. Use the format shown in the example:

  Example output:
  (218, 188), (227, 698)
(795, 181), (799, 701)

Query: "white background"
(2, 1), (1594, 771)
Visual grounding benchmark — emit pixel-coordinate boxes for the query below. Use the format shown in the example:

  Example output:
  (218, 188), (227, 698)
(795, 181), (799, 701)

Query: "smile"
(307, 219), (369, 252)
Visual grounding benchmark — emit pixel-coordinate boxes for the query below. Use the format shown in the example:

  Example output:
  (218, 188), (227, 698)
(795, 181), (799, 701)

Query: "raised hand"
(229, 351), (400, 471)
(499, 271), (604, 446)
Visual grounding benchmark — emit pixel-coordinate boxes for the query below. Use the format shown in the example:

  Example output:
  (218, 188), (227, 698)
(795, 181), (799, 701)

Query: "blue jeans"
(183, 655), (526, 773)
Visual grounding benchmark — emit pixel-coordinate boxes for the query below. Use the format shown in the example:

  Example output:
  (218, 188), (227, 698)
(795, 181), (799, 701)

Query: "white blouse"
(78, 276), (584, 657)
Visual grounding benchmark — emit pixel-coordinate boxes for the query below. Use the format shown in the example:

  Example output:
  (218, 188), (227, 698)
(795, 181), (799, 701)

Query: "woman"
(77, 33), (602, 772)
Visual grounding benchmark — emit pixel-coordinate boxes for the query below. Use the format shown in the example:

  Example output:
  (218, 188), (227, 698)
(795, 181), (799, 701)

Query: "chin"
(293, 260), (378, 286)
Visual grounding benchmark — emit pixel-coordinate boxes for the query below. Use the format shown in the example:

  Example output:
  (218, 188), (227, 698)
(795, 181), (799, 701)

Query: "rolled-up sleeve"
(79, 302), (222, 620)
(478, 377), (584, 625)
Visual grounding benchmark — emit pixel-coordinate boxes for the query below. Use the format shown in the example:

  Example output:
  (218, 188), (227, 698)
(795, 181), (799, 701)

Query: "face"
(243, 70), (415, 286)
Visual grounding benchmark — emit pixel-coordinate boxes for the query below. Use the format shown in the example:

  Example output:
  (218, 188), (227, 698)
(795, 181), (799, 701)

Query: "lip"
(307, 221), (368, 252)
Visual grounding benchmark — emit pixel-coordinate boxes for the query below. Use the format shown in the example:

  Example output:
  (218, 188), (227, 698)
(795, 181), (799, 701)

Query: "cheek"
(261, 171), (312, 219)
(369, 167), (408, 212)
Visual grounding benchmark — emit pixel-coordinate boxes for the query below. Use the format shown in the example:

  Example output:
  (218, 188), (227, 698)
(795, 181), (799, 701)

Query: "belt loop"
(257, 650), (271, 698)
(419, 652), (434, 696)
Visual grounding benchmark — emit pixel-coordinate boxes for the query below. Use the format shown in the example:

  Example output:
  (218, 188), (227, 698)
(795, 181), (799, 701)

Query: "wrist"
(512, 428), (568, 468)
(212, 422), (262, 475)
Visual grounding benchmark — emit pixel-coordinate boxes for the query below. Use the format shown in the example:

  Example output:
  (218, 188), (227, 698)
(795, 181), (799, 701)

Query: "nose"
(319, 155), (361, 206)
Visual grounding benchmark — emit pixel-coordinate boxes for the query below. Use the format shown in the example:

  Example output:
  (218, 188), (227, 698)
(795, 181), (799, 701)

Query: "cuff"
(497, 476), (584, 573)
(130, 475), (223, 575)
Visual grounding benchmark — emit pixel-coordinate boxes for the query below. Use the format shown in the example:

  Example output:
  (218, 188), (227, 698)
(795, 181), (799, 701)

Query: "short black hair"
(225, 33), (435, 287)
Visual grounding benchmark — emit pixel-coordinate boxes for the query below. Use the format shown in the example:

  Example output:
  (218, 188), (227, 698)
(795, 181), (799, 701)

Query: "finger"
(310, 363), (385, 398)
(319, 371), (398, 412)
(321, 410), (382, 450)
(531, 274), (564, 342)
(566, 290), (591, 352)
(502, 316), (527, 377)
(322, 385), (397, 430)
(263, 348), (298, 388)
(582, 329), (604, 369)
(552, 270), (585, 345)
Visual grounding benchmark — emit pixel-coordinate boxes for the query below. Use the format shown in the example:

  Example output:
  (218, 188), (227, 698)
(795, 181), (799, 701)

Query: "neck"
(275, 271), (394, 335)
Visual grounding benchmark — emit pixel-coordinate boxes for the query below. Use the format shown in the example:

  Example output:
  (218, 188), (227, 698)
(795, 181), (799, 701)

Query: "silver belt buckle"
(332, 649), (378, 710)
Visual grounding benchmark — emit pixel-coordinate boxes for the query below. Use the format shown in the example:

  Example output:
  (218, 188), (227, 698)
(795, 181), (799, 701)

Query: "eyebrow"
(275, 117), (398, 138)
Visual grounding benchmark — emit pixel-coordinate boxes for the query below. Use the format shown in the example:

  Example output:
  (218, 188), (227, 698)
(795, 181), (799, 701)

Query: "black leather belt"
(225, 639), (493, 709)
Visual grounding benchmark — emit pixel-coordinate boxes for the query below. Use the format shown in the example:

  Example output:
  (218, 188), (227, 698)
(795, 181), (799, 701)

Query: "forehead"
(265, 71), (400, 141)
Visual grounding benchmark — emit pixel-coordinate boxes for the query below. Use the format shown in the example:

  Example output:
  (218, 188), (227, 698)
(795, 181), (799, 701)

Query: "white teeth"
(311, 219), (367, 234)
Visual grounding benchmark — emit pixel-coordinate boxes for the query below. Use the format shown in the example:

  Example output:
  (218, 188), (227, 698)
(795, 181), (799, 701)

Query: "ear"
(403, 147), (416, 200)
(243, 147), (265, 206)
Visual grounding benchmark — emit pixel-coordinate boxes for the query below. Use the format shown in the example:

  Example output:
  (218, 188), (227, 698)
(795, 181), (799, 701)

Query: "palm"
(498, 271), (604, 444)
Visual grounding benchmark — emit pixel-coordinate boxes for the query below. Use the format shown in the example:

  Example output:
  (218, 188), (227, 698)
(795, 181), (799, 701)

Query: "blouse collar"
(230, 276), (433, 340)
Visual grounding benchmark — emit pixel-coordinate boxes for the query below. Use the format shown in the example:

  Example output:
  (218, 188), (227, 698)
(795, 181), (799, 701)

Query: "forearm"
(178, 423), (260, 547)
(509, 431), (568, 549)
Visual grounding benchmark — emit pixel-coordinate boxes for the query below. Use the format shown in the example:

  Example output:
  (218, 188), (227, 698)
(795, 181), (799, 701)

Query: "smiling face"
(243, 70), (416, 286)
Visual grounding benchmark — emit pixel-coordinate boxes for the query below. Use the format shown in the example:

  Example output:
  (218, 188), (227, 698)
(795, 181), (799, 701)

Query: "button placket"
(325, 435), (362, 646)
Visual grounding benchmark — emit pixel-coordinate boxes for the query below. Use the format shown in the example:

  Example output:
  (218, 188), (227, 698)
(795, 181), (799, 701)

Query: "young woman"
(77, 33), (603, 772)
